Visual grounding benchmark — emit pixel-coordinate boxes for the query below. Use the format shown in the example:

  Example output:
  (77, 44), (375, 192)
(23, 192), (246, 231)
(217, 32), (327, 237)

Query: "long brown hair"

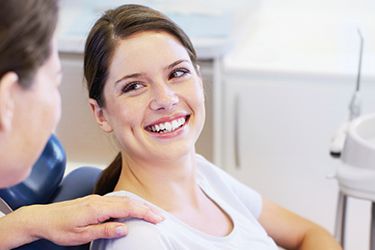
(84, 4), (198, 195)
(0, 0), (59, 87)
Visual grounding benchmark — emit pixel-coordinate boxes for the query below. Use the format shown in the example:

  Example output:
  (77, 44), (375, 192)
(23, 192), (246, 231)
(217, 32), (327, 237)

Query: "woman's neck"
(115, 151), (234, 237)
(114, 151), (200, 212)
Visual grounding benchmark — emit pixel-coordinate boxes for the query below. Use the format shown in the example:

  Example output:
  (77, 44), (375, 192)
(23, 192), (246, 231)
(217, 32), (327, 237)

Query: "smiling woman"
(84, 4), (342, 250)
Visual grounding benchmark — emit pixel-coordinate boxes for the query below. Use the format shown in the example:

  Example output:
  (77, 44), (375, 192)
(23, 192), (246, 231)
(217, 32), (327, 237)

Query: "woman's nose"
(150, 83), (179, 111)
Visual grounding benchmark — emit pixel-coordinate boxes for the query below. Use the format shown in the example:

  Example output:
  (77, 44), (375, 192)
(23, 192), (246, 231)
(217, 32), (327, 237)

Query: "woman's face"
(92, 31), (205, 162)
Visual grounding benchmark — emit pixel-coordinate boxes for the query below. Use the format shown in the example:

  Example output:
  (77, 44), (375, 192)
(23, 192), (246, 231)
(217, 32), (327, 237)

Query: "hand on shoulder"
(0, 194), (164, 249)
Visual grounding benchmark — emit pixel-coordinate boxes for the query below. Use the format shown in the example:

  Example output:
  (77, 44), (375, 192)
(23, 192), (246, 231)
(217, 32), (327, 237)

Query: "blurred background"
(56, 1), (375, 249)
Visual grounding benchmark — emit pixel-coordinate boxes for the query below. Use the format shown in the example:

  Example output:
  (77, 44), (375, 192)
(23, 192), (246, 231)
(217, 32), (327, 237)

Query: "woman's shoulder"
(91, 218), (170, 250)
(90, 192), (175, 249)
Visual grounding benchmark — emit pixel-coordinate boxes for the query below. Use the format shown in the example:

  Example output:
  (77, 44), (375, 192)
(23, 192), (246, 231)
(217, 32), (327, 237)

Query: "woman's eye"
(122, 82), (144, 93)
(169, 68), (190, 80)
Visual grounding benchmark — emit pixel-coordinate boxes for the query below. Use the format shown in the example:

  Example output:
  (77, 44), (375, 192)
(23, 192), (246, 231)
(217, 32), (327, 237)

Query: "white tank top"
(92, 154), (278, 250)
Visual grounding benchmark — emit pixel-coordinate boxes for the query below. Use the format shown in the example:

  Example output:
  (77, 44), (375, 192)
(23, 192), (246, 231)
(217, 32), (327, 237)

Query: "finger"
(81, 222), (129, 242)
(135, 205), (165, 224)
(96, 196), (164, 223)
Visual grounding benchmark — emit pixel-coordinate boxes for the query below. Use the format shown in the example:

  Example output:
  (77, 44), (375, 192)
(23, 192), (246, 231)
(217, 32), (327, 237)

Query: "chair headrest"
(0, 134), (66, 210)
(52, 166), (102, 202)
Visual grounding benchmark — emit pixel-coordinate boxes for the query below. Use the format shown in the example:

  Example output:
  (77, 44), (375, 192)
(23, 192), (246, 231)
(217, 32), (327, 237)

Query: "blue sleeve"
(91, 219), (171, 250)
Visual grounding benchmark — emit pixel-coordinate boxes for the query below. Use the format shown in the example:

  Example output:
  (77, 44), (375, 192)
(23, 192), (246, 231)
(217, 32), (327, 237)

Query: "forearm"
(259, 199), (341, 250)
(297, 227), (342, 250)
(0, 206), (40, 249)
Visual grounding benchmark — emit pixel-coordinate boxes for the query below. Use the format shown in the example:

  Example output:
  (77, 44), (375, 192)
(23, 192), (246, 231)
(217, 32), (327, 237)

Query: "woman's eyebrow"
(114, 73), (144, 85)
(166, 59), (190, 70)
(114, 59), (190, 85)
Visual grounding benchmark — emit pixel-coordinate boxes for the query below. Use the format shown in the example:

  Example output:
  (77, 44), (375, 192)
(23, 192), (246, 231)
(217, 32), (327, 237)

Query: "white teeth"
(149, 117), (186, 133)
(172, 120), (178, 129)
(165, 122), (172, 132)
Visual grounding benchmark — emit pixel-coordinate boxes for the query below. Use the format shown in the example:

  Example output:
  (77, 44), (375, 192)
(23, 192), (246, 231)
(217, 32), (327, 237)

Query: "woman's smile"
(144, 114), (191, 138)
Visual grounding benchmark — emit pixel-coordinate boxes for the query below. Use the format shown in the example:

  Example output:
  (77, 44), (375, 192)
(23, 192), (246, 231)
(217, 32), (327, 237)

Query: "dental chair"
(0, 134), (102, 250)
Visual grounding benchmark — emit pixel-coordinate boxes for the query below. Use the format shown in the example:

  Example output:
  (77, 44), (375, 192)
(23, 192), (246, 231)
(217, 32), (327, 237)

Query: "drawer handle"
(234, 94), (240, 169)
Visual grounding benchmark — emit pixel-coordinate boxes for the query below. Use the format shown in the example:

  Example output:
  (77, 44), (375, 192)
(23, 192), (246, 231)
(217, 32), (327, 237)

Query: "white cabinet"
(220, 71), (375, 236)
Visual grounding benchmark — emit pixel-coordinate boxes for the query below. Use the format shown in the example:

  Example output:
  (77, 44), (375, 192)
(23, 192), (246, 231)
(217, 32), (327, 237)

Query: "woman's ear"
(88, 98), (113, 133)
(0, 72), (18, 132)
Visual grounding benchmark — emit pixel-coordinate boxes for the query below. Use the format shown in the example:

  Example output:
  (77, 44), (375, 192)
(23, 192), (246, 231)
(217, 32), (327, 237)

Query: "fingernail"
(115, 226), (127, 236)
(152, 213), (165, 222)
(148, 207), (164, 222)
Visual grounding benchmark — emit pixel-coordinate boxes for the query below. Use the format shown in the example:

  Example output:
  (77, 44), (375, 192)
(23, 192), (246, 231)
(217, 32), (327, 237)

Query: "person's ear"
(0, 72), (19, 131)
(88, 98), (113, 133)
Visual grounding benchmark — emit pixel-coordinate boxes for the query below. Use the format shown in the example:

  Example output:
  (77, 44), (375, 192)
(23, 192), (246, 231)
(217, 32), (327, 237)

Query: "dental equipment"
(330, 29), (364, 157)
